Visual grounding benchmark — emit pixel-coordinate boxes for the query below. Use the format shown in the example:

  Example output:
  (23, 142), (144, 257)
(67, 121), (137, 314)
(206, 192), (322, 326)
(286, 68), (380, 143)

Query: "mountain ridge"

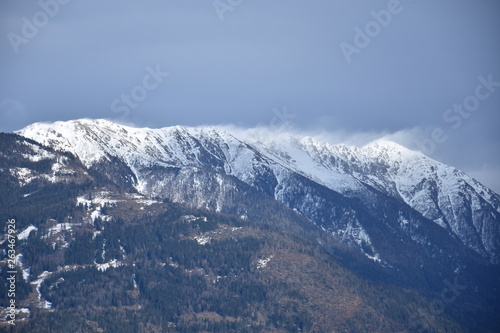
(16, 118), (500, 262)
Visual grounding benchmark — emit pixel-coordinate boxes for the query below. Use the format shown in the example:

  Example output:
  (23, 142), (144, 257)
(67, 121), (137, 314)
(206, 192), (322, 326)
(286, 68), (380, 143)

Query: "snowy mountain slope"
(17, 119), (500, 261)
(232, 131), (500, 259)
(14, 120), (398, 262)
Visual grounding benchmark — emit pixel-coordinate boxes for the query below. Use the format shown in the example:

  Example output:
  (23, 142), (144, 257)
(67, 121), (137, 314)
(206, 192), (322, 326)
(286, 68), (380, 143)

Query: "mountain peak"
(362, 139), (423, 161)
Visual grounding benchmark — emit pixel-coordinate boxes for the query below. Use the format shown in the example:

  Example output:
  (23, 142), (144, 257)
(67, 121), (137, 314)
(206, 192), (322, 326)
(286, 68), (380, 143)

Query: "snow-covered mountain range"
(17, 119), (500, 264)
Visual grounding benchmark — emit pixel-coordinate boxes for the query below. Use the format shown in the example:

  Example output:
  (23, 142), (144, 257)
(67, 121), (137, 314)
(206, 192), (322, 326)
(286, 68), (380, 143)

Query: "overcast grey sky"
(1, 1), (499, 192)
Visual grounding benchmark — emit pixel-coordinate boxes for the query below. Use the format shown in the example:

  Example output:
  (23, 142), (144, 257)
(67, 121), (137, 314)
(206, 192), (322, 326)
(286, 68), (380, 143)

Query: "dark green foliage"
(64, 231), (95, 265)
(19, 237), (59, 275)
(41, 267), (135, 309)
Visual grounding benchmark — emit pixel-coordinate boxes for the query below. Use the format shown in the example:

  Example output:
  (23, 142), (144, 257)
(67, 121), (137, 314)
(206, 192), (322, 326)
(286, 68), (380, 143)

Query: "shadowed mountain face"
(1, 119), (499, 332)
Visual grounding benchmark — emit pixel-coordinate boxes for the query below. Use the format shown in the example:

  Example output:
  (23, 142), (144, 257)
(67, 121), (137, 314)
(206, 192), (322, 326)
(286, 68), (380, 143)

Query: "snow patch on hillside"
(18, 225), (38, 240)
(96, 259), (123, 272)
(257, 255), (274, 269)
